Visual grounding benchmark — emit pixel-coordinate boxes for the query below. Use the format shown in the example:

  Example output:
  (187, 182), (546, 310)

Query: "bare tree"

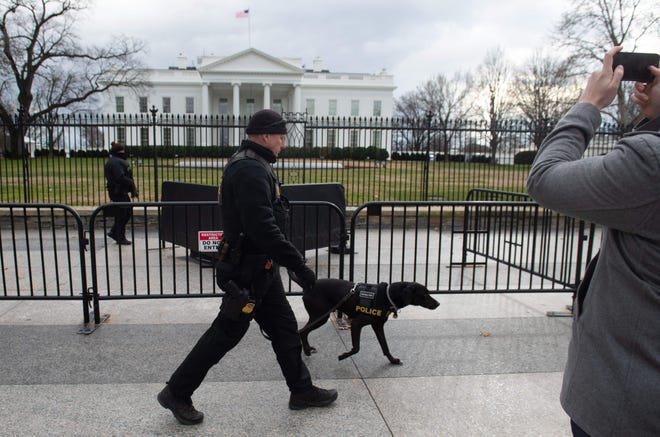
(81, 123), (105, 151)
(418, 72), (473, 158)
(394, 73), (473, 155)
(394, 88), (428, 120)
(393, 89), (429, 152)
(553, 0), (659, 129)
(0, 0), (146, 156)
(511, 51), (580, 147)
(477, 47), (515, 162)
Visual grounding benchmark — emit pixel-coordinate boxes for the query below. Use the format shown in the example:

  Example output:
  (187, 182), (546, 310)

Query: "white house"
(102, 48), (395, 119)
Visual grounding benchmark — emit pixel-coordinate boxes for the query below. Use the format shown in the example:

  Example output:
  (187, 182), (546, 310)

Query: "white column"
(232, 82), (241, 116)
(232, 82), (241, 145)
(201, 82), (209, 115)
(263, 83), (271, 110)
(293, 84), (302, 113)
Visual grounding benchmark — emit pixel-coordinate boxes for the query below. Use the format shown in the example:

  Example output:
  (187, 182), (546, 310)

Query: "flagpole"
(248, 11), (251, 47)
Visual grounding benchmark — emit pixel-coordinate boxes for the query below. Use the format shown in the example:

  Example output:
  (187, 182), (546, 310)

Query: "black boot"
(289, 385), (338, 410)
(157, 385), (204, 425)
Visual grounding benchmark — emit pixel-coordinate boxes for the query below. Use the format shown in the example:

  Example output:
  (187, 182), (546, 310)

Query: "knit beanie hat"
(111, 141), (125, 154)
(245, 109), (288, 135)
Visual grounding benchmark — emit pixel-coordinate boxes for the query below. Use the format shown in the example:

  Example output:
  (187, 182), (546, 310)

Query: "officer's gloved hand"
(290, 264), (316, 293)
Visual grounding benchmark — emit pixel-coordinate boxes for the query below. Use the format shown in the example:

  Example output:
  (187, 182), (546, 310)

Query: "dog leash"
(298, 285), (358, 335)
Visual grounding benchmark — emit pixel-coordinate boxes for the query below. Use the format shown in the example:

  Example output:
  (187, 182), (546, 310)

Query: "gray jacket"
(527, 102), (660, 437)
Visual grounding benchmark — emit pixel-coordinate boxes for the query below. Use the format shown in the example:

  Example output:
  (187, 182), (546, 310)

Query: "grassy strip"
(0, 157), (531, 206)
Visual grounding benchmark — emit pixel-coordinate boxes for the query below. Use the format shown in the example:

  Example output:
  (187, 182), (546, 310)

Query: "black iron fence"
(1, 113), (620, 206)
(1, 198), (601, 332)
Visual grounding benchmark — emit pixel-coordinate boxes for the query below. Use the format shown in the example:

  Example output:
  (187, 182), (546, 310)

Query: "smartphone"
(612, 52), (660, 82)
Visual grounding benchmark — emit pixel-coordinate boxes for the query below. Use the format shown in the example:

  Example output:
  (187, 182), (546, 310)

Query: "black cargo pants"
(166, 268), (312, 398)
(109, 192), (131, 240)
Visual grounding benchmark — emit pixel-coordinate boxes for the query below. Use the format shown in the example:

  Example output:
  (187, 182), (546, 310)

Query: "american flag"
(235, 9), (249, 18)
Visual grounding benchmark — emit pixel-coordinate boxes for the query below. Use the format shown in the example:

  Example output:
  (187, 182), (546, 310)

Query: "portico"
(195, 49), (304, 116)
(198, 81), (302, 116)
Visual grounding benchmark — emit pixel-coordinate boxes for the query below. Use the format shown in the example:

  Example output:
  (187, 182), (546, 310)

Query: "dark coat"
(104, 153), (137, 200)
(220, 140), (305, 270)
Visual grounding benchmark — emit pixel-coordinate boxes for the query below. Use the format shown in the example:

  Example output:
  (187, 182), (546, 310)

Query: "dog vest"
(354, 282), (391, 318)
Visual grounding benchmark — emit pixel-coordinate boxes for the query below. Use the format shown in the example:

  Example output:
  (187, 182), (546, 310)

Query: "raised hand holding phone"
(613, 52), (660, 82)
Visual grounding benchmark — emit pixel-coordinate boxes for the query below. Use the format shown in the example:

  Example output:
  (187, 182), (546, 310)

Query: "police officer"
(157, 110), (337, 425)
(104, 141), (137, 245)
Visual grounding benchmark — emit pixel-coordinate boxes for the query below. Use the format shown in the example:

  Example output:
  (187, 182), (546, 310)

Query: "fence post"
(17, 108), (31, 203)
(150, 106), (159, 202)
(423, 111), (432, 201)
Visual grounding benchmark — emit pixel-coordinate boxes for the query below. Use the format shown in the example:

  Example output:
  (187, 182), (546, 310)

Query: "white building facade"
(103, 48), (395, 120)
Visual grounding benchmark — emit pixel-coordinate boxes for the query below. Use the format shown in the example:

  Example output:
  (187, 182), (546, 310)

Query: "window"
(371, 130), (382, 148)
(305, 129), (313, 148)
(185, 97), (194, 114)
(218, 127), (229, 146)
(186, 127), (195, 146)
(373, 100), (382, 117)
(218, 98), (229, 115)
(351, 100), (359, 116)
(163, 128), (172, 146)
(272, 99), (283, 113)
(327, 129), (336, 148)
(328, 99), (337, 116)
(116, 127), (126, 144)
(246, 98), (255, 115)
(115, 96), (124, 113)
(350, 130), (359, 147)
(139, 97), (148, 113)
(162, 97), (171, 113)
(140, 127), (149, 146)
(306, 99), (315, 116)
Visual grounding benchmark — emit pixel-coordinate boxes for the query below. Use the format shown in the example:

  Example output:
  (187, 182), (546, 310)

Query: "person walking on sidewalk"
(527, 46), (660, 437)
(104, 141), (138, 245)
(157, 109), (337, 426)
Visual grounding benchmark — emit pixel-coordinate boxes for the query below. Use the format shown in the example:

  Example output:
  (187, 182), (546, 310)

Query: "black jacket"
(220, 140), (305, 270)
(104, 153), (137, 199)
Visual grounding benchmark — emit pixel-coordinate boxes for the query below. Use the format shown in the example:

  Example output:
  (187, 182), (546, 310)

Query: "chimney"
(312, 56), (323, 72)
(177, 54), (187, 69)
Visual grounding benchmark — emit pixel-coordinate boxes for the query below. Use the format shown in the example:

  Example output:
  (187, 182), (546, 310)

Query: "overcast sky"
(78, 0), (657, 97)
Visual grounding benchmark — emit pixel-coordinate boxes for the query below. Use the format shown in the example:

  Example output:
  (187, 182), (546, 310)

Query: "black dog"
(298, 278), (439, 365)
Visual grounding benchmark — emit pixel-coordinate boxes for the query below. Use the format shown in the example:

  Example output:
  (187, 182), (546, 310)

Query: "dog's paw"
(338, 352), (349, 361)
(389, 358), (402, 365)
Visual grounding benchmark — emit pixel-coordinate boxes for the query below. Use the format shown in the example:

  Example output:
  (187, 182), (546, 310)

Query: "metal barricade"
(1, 198), (599, 330)
(0, 203), (91, 325)
(87, 201), (347, 326)
(349, 201), (598, 293)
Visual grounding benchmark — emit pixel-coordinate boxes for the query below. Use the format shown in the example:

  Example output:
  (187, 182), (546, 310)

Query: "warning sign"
(198, 231), (224, 253)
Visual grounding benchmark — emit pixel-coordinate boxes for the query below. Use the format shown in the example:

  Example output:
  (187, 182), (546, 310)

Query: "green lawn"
(0, 157), (531, 207)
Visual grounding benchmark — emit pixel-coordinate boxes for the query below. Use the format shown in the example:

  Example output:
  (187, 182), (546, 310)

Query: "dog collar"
(385, 284), (399, 319)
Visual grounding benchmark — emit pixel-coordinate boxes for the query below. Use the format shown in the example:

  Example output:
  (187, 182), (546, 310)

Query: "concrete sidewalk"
(0, 292), (574, 436)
